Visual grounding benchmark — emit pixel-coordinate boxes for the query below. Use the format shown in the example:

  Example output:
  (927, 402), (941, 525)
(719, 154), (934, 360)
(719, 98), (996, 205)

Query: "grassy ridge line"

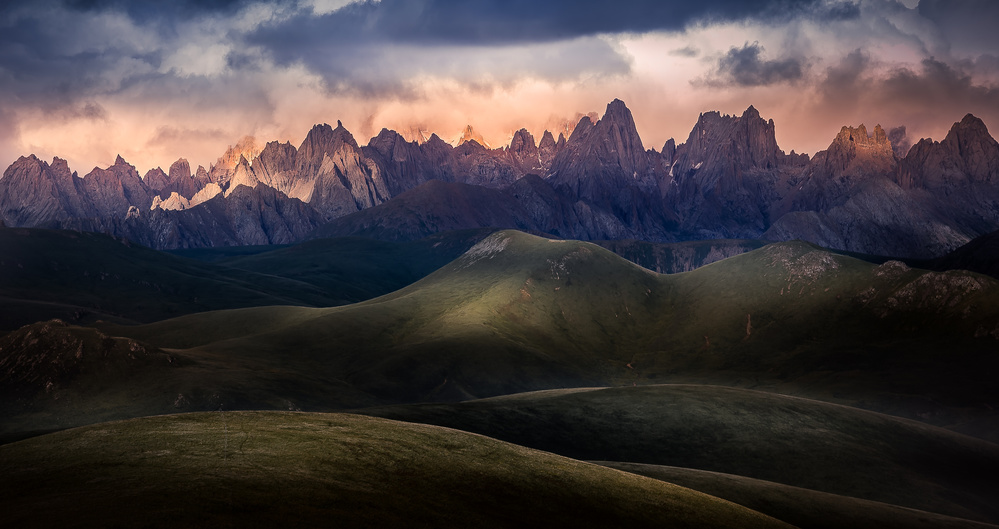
(597, 462), (999, 529)
(109, 231), (999, 429)
(0, 412), (792, 529)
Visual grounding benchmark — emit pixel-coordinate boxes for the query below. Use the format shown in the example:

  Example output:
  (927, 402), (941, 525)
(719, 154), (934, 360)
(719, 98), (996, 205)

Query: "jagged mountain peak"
(603, 98), (630, 119)
(832, 124), (889, 148)
(509, 128), (535, 152)
(168, 158), (191, 181)
(568, 115), (595, 143)
(297, 122), (361, 176)
(896, 112), (999, 190)
(457, 125), (489, 149)
(959, 113), (989, 130)
(539, 130), (556, 148)
(945, 113), (995, 147)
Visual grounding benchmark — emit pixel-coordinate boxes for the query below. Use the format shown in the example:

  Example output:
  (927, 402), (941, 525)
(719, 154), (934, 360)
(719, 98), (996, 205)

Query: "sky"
(1, 0), (998, 175)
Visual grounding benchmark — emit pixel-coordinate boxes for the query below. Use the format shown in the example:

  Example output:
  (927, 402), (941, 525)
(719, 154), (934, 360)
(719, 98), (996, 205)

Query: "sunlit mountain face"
(1, 0), (997, 177)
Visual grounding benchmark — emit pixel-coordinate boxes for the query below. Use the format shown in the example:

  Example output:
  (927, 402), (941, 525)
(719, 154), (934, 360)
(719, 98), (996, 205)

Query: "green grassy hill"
(0, 412), (791, 529)
(109, 231), (999, 423)
(357, 384), (999, 524)
(5, 229), (999, 440)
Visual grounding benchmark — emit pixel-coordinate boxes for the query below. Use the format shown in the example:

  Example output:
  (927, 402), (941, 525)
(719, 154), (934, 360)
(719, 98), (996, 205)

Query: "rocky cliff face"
(786, 124), (897, 212)
(363, 129), (445, 195)
(0, 156), (94, 226)
(119, 183), (322, 249)
(143, 167), (171, 195)
(164, 158), (199, 199)
(765, 116), (999, 258)
(79, 155), (153, 218)
(667, 106), (792, 238)
(549, 99), (656, 199)
(5, 100), (999, 258)
(897, 114), (999, 190)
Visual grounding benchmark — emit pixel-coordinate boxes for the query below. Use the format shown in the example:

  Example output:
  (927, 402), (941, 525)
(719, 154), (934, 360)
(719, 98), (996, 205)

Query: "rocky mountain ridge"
(2, 100), (998, 257)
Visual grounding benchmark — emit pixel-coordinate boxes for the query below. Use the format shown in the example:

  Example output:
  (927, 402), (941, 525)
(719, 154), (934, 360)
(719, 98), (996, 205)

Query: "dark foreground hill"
(357, 384), (999, 524)
(599, 462), (999, 529)
(0, 412), (790, 529)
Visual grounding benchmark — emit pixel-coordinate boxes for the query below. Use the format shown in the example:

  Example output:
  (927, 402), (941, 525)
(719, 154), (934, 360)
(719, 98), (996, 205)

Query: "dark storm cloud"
(880, 57), (999, 111)
(0, 8), (157, 109)
(248, 0), (826, 47)
(669, 46), (699, 57)
(707, 42), (805, 86)
(918, 0), (999, 57)
(241, 0), (829, 96)
(62, 0), (257, 23)
(816, 51), (999, 144)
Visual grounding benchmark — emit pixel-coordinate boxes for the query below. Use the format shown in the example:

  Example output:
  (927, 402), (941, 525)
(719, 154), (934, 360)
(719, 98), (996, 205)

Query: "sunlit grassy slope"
(357, 384), (999, 524)
(0, 412), (791, 529)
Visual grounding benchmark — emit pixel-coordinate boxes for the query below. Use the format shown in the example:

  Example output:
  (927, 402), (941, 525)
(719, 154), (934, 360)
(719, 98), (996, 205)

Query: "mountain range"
(3, 100), (997, 258)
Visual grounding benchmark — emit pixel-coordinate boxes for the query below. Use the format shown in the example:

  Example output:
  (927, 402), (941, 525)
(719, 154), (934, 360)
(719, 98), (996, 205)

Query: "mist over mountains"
(3, 99), (997, 259)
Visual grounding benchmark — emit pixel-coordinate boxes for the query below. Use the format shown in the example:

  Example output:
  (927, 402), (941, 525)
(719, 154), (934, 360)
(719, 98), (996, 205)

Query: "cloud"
(918, 0), (999, 58)
(1, 0), (998, 175)
(812, 50), (999, 147)
(887, 125), (910, 157)
(669, 46), (699, 57)
(248, 0), (826, 47)
(704, 42), (805, 87)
